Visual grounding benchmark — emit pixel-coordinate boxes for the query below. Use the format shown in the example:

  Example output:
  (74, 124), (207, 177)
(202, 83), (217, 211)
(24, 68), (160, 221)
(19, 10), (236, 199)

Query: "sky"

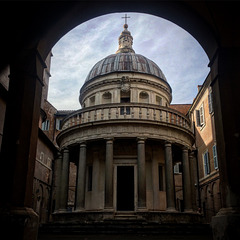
(48, 12), (210, 110)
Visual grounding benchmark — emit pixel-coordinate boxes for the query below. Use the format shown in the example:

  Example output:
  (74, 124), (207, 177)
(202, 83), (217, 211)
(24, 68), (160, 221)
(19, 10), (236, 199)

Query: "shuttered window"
(213, 145), (218, 169)
(208, 92), (213, 113)
(203, 150), (210, 175)
(42, 119), (49, 131)
(196, 103), (205, 127)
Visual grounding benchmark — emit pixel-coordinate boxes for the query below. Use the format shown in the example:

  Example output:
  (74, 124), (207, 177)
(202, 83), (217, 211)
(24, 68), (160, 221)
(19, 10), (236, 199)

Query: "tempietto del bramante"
(53, 21), (202, 224)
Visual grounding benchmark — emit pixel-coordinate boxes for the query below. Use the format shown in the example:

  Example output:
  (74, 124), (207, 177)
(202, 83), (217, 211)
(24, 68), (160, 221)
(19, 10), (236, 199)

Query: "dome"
(85, 52), (167, 83)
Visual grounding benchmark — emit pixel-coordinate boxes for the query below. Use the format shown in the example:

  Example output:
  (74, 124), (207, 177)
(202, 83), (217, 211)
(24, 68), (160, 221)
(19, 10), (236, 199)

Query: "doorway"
(117, 166), (134, 211)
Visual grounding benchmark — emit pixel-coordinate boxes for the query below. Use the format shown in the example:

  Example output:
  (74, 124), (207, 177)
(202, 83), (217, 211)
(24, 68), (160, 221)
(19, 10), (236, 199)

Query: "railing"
(61, 103), (192, 132)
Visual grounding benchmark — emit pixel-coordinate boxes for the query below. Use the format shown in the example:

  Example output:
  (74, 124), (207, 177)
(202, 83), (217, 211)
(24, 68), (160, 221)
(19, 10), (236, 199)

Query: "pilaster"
(182, 147), (193, 212)
(54, 152), (63, 212)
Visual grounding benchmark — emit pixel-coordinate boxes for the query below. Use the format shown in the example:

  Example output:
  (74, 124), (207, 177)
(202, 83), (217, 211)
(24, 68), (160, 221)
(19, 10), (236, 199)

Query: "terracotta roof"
(169, 104), (191, 115)
(56, 110), (75, 116)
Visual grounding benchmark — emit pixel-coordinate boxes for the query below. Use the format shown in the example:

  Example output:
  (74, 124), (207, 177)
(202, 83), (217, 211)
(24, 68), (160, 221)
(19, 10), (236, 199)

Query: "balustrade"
(61, 103), (191, 131)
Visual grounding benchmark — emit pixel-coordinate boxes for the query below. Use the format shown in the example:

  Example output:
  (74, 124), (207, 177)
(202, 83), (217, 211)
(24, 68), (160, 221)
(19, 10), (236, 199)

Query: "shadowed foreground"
(38, 233), (213, 240)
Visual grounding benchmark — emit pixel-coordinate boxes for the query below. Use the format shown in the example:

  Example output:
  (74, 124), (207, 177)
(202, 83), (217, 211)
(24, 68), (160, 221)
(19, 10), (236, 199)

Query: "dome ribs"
(84, 53), (168, 83)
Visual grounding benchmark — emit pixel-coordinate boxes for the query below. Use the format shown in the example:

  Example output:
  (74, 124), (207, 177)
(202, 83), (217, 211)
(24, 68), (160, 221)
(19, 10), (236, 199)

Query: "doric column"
(59, 148), (70, 212)
(164, 141), (176, 211)
(105, 138), (114, 209)
(54, 152), (63, 212)
(182, 147), (193, 212)
(75, 142), (87, 211)
(137, 138), (146, 209)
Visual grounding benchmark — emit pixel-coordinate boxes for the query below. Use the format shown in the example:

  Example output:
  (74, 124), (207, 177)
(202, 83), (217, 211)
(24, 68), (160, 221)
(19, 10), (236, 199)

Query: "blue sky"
(48, 12), (210, 110)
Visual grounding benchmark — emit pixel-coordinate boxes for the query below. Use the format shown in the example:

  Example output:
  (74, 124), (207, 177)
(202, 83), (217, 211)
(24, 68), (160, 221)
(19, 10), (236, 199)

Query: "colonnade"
(54, 139), (196, 213)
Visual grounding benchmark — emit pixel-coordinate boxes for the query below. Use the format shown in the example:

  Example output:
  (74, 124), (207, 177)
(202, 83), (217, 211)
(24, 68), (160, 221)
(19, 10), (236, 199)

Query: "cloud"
(48, 12), (209, 110)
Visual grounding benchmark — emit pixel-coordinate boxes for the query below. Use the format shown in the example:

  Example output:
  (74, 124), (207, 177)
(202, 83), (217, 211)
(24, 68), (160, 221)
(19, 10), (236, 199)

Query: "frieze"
(57, 120), (194, 149)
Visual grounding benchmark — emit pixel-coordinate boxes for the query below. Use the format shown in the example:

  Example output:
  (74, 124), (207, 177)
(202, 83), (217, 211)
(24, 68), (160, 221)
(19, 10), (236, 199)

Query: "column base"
(166, 207), (177, 212)
(0, 207), (39, 240)
(53, 209), (66, 214)
(137, 207), (147, 212)
(184, 208), (194, 213)
(75, 208), (86, 212)
(211, 207), (240, 240)
(104, 207), (114, 212)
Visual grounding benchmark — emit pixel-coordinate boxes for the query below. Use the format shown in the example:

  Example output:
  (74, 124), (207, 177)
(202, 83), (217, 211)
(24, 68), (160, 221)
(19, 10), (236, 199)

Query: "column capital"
(62, 147), (69, 154)
(164, 141), (172, 147)
(79, 141), (87, 147)
(56, 151), (62, 159)
(105, 138), (114, 143)
(189, 150), (197, 158)
(137, 137), (146, 143)
(182, 146), (189, 152)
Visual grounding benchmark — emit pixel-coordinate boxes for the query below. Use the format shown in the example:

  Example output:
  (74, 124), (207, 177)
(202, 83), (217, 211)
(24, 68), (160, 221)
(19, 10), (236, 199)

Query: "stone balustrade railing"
(61, 103), (192, 131)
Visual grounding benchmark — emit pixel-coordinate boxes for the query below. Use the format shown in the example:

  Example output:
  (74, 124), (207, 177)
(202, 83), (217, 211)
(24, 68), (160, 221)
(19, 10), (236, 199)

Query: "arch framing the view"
(0, 1), (240, 240)
(37, 1), (217, 62)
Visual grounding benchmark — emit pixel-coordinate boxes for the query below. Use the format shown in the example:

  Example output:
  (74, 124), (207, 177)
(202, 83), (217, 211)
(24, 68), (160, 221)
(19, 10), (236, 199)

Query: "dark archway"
(0, 1), (239, 240)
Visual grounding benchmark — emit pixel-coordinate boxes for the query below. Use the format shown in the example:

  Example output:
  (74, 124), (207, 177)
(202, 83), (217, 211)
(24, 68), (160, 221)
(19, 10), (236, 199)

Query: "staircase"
(39, 220), (212, 236)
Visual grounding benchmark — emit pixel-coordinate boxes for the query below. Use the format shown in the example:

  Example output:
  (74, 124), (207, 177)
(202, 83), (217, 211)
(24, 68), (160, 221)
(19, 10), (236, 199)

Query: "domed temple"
(53, 23), (201, 224)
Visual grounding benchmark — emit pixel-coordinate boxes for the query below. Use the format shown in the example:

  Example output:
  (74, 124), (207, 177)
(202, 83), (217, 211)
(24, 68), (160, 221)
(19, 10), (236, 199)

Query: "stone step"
(39, 222), (212, 236)
(114, 212), (139, 220)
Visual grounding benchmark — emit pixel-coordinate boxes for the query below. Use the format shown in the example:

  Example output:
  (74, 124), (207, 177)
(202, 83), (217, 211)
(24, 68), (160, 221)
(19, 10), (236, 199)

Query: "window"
(56, 118), (62, 130)
(42, 119), (49, 131)
(174, 162), (182, 173)
(196, 103), (205, 127)
(208, 91), (213, 113)
(213, 145), (218, 169)
(40, 152), (44, 162)
(158, 165), (164, 191)
(203, 150), (210, 175)
(156, 95), (162, 106)
(120, 91), (130, 115)
(120, 106), (130, 115)
(139, 91), (149, 103)
(89, 95), (95, 106)
(87, 166), (93, 191)
(102, 92), (112, 104)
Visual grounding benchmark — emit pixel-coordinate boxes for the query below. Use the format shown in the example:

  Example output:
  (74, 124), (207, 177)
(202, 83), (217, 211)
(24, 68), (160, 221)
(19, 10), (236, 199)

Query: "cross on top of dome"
(122, 13), (130, 28)
(116, 14), (135, 54)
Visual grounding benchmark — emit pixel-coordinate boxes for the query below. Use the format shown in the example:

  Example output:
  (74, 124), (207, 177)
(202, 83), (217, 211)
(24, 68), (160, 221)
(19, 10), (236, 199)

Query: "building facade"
(188, 74), (221, 222)
(52, 23), (200, 223)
